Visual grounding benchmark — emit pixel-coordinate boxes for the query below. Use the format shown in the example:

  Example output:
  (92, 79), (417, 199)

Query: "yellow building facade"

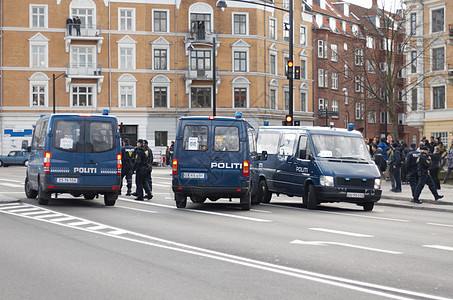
(0, 0), (313, 153)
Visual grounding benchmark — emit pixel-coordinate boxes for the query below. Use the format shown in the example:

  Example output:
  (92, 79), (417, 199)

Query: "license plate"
(182, 172), (206, 179)
(347, 192), (365, 198)
(56, 177), (79, 184)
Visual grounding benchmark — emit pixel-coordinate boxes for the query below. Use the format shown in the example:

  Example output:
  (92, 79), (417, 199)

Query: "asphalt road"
(1, 166), (452, 299)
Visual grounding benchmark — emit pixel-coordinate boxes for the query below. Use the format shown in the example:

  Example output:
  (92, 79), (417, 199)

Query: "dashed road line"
(423, 245), (453, 252)
(427, 222), (453, 228)
(309, 228), (373, 238)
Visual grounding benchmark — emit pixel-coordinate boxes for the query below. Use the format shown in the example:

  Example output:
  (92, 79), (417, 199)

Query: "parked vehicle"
(171, 113), (260, 210)
(0, 150), (30, 167)
(25, 114), (122, 206)
(256, 126), (381, 211)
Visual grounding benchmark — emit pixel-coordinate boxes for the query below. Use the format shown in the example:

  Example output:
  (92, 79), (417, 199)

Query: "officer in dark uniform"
(119, 138), (134, 196)
(405, 143), (419, 198)
(411, 146), (444, 204)
(132, 139), (152, 201)
(143, 140), (153, 199)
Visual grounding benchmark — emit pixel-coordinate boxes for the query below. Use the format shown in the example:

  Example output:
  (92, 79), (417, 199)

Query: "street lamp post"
(52, 73), (67, 114)
(217, 0), (293, 123)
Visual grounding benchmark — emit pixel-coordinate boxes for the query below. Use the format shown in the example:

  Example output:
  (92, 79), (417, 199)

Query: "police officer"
(411, 146), (444, 204)
(390, 143), (402, 192)
(132, 139), (152, 201)
(143, 140), (153, 199)
(119, 138), (134, 196)
(405, 143), (420, 198)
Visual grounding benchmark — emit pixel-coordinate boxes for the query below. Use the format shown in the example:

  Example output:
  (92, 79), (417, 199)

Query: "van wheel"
(24, 160), (29, 167)
(104, 193), (117, 206)
(306, 184), (318, 210)
(84, 193), (96, 200)
(260, 180), (272, 203)
(24, 176), (38, 199)
(38, 184), (50, 205)
(240, 192), (251, 211)
(363, 202), (374, 211)
(175, 193), (187, 208)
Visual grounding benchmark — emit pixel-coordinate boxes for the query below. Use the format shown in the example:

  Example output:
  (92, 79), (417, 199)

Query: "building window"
(331, 72), (338, 90)
(410, 13), (417, 35)
(366, 36), (375, 49)
(269, 18), (276, 39)
(300, 26), (306, 45)
(120, 85), (134, 107)
(191, 87), (211, 108)
(300, 59), (306, 79)
(191, 50), (211, 70)
(71, 7), (94, 31)
(284, 89), (290, 111)
(319, 98), (328, 110)
(368, 111), (377, 124)
(234, 88), (247, 108)
(119, 8), (135, 31)
(432, 132), (448, 145)
(154, 49), (167, 70)
(120, 47), (134, 69)
(344, 62), (349, 78)
(72, 86), (94, 107)
(433, 86), (445, 109)
(190, 13), (211, 35)
(331, 100), (339, 113)
(355, 76), (362, 93)
(234, 51), (247, 72)
(380, 111), (390, 124)
(32, 85), (46, 106)
(283, 21), (289, 42)
(270, 54), (276, 75)
(355, 102), (364, 120)
(411, 88), (418, 111)
(30, 5), (47, 28)
(432, 8), (444, 33)
(31, 45), (46, 68)
(331, 44), (338, 62)
(367, 60), (376, 73)
(411, 51), (417, 73)
(318, 69), (328, 88)
(71, 46), (96, 72)
(154, 87), (168, 108)
(300, 91), (307, 112)
(233, 14), (247, 35)
(153, 10), (168, 32)
(354, 49), (363, 66)
(318, 40), (327, 58)
(270, 88), (277, 110)
(432, 47), (445, 71)
(155, 131), (168, 147)
(344, 88), (349, 105)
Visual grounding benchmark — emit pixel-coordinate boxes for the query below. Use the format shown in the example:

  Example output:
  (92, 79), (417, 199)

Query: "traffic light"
(287, 61), (293, 79)
(282, 115), (293, 126)
(294, 120), (300, 126)
(294, 66), (300, 80)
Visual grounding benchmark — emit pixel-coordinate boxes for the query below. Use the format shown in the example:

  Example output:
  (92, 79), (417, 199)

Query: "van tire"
(240, 192), (251, 210)
(363, 202), (374, 211)
(25, 176), (38, 199)
(104, 193), (117, 206)
(260, 180), (272, 203)
(175, 193), (187, 208)
(306, 184), (318, 210)
(38, 183), (50, 205)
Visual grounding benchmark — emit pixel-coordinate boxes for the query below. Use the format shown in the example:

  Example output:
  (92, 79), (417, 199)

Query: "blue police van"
(256, 126), (381, 211)
(171, 114), (259, 210)
(25, 114), (122, 206)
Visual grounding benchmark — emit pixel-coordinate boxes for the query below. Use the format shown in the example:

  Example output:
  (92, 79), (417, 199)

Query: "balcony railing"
(186, 66), (218, 80)
(67, 63), (102, 76)
(65, 25), (102, 37)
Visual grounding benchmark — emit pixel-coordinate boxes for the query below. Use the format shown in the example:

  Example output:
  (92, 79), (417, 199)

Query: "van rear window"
(214, 126), (239, 152)
(183, 125), (208, 151)
(53, 120), (115, 153)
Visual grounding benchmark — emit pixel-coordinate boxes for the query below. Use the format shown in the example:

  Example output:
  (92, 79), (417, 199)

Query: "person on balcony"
(197, 20), (205, 40)
(66, 16), (73, 36)
(74, 16), (81, 36)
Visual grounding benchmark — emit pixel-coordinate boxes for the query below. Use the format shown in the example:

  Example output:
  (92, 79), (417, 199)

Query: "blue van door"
(289, 135), (312, 196)
(273, 132), (298, 195)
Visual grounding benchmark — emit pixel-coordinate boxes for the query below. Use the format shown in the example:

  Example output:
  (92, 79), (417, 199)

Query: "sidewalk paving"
(377, 179), (453, 213)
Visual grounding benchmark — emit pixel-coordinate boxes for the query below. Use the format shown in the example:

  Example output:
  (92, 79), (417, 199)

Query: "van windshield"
(311, 134), (371, 160)
(53, 119), (115, 153)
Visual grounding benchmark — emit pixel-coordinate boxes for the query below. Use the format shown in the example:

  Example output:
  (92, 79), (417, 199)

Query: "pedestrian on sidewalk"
(373, 147), (387, 177)
(405, 143), (420, 198)
(411, 146), (444, 204)
(442, 140), (453, 183)
(390, 143), (402, 192)
(430, 146), (441, 190)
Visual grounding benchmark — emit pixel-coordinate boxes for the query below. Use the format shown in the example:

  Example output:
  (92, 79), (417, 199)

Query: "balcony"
(64, 25), (104, 53)
(65, 63), (104, 93)
(184, 67), (220, 94)
(447, 64), (453, 85)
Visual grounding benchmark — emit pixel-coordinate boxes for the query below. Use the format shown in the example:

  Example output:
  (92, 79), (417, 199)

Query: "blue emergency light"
(348, 123), (354, 131)
(235, 111), (242, 118)
(263, 121), (269, 126)
(102, 109), (109, 115)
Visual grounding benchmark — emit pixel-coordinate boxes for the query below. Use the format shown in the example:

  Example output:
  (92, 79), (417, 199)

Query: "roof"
(258, 126), (363, 136)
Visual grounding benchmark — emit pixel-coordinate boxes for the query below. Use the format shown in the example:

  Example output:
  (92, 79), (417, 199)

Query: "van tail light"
(243, 160), (249, 177)
(44, 151), (51, 174)
(117, 154), (122, 176)
(172, 159), (178, 175)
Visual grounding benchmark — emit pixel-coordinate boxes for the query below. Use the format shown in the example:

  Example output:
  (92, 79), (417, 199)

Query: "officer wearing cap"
(119, 138), (134, 196)
(411, 146), (444, 204)
(143, 140), (153, 199)
(405, 143), (420, 198)
(132, 139), (152, 201)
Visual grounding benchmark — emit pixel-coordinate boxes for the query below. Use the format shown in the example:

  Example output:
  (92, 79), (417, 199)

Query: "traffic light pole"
(288, 0), (294, 125)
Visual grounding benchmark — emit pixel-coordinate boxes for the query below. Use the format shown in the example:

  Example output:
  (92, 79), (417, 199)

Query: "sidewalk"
(378, 179), (453, 213)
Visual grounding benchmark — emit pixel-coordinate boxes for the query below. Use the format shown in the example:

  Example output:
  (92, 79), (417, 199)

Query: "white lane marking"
(86, 225), (108, 230)
(309, 228), (373, 238)
(119, 198), (272, 223)
(152, 183), (171, 187)
(1, 207), (448, 300)
(0, 183), (22, 188)
(250, 209), (271, 213)
(1, 179), (22, 183)
(34, 214), (62, 219)
(423, 245), (453, 252)
(8, 207), (40, 213)
(51, 217), (76, 222)
(427, 222), (453, 228)
(0, 205), (24, 210)
(108, 230), (128, 235)
(117, 206), (158, 214)
(67, 221), (91, 226)
(22, 211), (53, 216)
(290, 240), (402, 255)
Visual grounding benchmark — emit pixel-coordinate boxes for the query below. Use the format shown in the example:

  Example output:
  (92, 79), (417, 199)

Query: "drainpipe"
(108, 0), (111, 110)
(174, 0), (178, 129)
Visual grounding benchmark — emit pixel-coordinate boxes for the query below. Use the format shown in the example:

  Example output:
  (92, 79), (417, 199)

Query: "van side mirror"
(27, 146), (32, 152)
(299, 149), (306, 159)
(261, 150), (268, 161)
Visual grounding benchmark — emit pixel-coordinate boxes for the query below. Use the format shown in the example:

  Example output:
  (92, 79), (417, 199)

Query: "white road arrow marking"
(423, 245), (453, 252)
(290, 240), (402, 254)
(309, 228), (373, 237)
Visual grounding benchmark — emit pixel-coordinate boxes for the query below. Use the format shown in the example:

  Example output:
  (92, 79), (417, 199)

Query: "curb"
(376, 201), (453, 213)
(381, 195), (453, 205)
(0, 200), (21, 205)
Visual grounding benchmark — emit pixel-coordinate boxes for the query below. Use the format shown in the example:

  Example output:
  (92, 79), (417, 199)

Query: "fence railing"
(67, 63), (102, 76)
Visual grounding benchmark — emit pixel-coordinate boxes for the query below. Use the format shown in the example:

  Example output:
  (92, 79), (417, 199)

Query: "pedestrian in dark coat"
(119, 138), (134, 196)
(429, 146), (441, 190)
(132, 139), (152, 201)
(405, 143), (420, 198)
(66, 16), (73, 35)
(143, 140), (153, 199)
(390, 143), (402, 192)
(442, 140), (453, 183)
(74, 16), (81, 36)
